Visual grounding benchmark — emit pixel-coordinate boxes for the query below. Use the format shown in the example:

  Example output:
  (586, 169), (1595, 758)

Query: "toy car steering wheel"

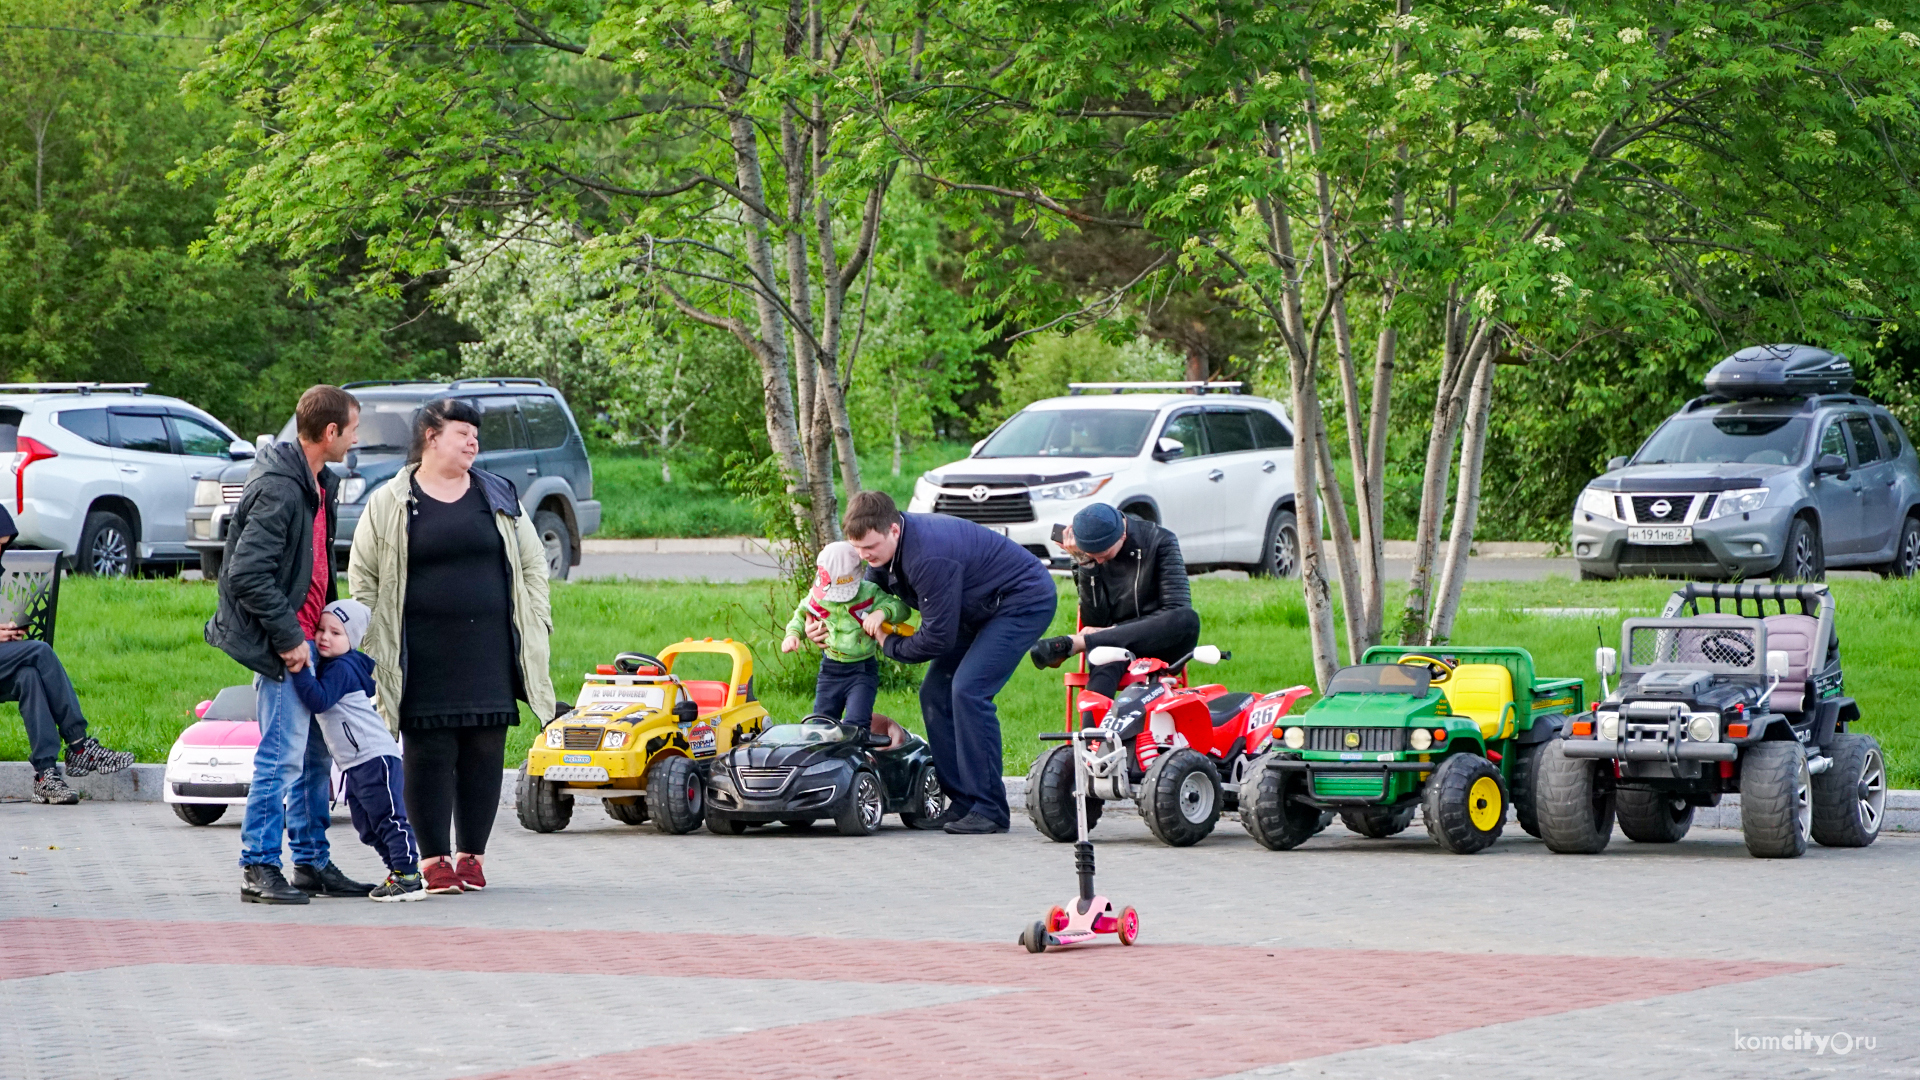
(1397, 654), (1457, 684)
(614, 652), (668, 676)
(1698, 631), (1756, 668)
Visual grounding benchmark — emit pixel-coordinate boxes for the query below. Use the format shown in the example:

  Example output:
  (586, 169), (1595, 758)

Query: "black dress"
(400, 474), (520, 728)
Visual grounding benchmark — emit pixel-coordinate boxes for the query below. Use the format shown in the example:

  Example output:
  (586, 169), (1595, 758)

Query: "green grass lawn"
(6, 574), (1917, 785)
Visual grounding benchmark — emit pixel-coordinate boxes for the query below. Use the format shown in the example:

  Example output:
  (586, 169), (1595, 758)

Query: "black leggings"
(402, 725), (509, 859)
(1083, 607), (1202, 699)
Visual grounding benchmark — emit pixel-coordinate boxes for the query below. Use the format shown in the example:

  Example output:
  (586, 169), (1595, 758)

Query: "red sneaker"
(423, 861), (463, 895)
(454, 856), (487, 892)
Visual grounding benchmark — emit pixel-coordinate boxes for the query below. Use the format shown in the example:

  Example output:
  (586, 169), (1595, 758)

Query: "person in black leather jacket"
(1029, 503), (1200, 699)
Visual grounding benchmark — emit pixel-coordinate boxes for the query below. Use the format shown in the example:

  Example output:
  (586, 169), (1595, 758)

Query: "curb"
(582, 537), (785, 556)
(0, 762), (169, 803)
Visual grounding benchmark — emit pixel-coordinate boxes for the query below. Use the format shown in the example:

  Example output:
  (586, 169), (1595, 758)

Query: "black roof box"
(1704, 344), (1853, 398)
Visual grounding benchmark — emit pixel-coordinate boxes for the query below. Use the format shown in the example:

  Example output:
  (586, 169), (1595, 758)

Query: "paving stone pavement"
(3, 800), (1917, 1079)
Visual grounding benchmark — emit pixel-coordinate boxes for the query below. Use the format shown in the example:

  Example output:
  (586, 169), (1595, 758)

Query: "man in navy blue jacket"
(832, 491), (1056, 833)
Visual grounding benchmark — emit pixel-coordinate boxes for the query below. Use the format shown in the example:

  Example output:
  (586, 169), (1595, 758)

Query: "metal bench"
(0, 550), (62, 645)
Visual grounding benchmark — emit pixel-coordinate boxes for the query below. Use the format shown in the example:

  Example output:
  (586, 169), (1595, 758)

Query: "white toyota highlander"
(909, 383), (1301, 575)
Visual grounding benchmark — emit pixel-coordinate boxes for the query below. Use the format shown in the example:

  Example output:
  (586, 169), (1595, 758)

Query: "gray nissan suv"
(1572, 344), (1920, 581)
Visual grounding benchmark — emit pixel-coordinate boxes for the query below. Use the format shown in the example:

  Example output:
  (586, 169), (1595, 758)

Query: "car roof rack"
(0, 382), (148, 396)
(1067, 381), (1244, 396)
(340, 379), (444, 390)
(449, 377), (549, 388)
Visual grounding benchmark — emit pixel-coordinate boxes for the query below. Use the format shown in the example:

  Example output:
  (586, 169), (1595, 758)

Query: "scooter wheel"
(1047, 905), (1069, 932)
(1021, 921), (1049, 953)
(1117, 906), (1139, 946)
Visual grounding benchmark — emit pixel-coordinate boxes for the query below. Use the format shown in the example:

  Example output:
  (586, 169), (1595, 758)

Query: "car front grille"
(1625, 493), (1715, 524)
(1305, 727), (1406, 752)
(562, 726), (603, 750)
(1311, 774), (1387, 799)
(736, 766), (796, 792)
(933, 490), (1036, 524)
(222, 484), (245, 503)
(1619, 542), (1717, 566)
(173, 782), (248, 798)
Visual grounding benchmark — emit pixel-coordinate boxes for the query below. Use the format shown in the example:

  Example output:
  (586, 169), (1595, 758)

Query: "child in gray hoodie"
(292, 599), (423, 902)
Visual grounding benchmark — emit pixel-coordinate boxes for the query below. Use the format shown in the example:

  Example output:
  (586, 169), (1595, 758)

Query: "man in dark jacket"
(207, 385), (362, 905)
(834, 491), (1056, 834)
(1029, 503), (1200, 701)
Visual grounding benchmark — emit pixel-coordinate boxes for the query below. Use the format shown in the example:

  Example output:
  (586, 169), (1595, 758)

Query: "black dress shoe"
(1029, 636), (1074, 670)
(943, 812), (1010, 834)
(291, 862), (373, 897)
(910, 806), (967, 831)
(241, 864), (310, 905)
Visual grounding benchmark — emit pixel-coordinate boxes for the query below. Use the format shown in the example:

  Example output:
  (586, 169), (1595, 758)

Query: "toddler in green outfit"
(782, 541), (910, 728)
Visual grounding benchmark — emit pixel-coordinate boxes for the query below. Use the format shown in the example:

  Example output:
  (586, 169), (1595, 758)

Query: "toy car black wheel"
(1241, 755), (1324, 851)
(898, 767), (950, 830)
(171, 803), (225, 826)
(1508, 741), (1545, 839)
(1339, 803), (1416, 838)
(1615, 788), (1694, 843)
(1742, 741), (1811, 858)
(705, 806), (750, 835)
(604, 797), (649, 826)
(834, 771), (885, 836)
(515, 761), (573, 833)
(1421, 753), (1506, 854)
(1025, 744), (1101, 844)
(1534, 740), (1614, 854)
(1021, 920), (1049, 953)
(644, 756), (705, 835)
(1812, 733), (1885, 847)
(1138, 748), (1222, 847)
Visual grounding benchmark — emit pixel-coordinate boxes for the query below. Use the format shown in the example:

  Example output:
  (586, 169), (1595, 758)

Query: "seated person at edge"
(782, 541), (911, 730)
(1029, 502), (1200, 702)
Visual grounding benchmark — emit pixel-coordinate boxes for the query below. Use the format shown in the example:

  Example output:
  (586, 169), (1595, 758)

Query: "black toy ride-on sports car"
(705, 716), (947, 836)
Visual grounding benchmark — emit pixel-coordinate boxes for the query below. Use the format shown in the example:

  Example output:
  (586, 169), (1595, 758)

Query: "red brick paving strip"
(3, 919), (1823, 1079)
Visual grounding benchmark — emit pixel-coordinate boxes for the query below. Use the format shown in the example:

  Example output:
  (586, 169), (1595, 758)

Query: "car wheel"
(514, 761), (573, 833)
(1879, 517), (1920, 578)
(171, 803), (226, 826)
(604, 797), (649, 826)
(1615, 788), (1694, 843)
(898, 767), (950, 830)
(1240, 755), (1324, 850)
(645, 755), (705, 834)
(1811, 733), (1884, 848)
(198, 549), (223, 582)
(1740, 741), (1811, 859)
(1533, 739), (1614, 853)
(1774, 516), (1825, 582)
(1421, 753), (1507, 854)
(705, 806), (750, 835)
(1137, 748), (1222, 847)
(1253, 508), (1299, 579)
(78, 511), (135, 577)
(1025, 743), (1101, 843)
(533, 509), (572, 581)
(834, 771), (885, 836)
(1338, 803), (1417, 838)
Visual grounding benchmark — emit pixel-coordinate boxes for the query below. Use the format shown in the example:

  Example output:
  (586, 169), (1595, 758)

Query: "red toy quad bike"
(1024, 645), (1313, 846)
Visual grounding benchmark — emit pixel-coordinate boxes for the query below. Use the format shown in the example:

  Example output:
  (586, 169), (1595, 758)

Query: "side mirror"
(1606, 455), (1628, 471)
(1813, 453), (1848, 477)
(346, 448), (360, 471)
(1087, 646), (1135, 667)
(673, 699), (699, 724)
(1190, 644), (1223, 665)
(1594, 646), (1618, 676)
(1767, 650), (1791, 679)
(865, 730), (893, 748)
(228, 439), (256, 459)
(1152, 436), (1185, 462)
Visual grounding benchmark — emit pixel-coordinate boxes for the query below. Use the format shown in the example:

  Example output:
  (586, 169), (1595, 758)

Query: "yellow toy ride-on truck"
(516, 639), (768, 834)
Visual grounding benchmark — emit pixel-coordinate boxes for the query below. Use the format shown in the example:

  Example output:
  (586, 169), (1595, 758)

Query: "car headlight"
(544, 726), (565, 748)
(194, 479), (225, 507)
(914, 475), (937, 502)
(1576, 488), (1620, 521)
(602, 730), (627, 749)
(1282, 726), (1305, 749)
(1597, 713), (1621, 741)
(1707, 487), (1768, 519)
(1687, 713), (1718, 742)
(1408, 727), (1433, 751)
(1033, 475), (1112, 501)
(338, 477), (368, 504)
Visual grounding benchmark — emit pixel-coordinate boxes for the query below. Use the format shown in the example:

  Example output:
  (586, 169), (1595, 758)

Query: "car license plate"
(543, 765), (610, 783)
(1628, 526), (1692, 544)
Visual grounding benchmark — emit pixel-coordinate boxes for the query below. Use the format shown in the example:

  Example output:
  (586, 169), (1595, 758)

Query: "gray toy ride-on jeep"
(1537, 583), (1884, 858)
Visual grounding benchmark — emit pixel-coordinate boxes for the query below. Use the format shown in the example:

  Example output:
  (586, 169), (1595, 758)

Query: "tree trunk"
(1427, 350), (1496, 644)
(1399, 306), (1489, 645)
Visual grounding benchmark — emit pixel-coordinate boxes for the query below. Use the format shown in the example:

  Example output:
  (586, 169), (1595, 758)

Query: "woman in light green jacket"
(348, 398), (555, 894)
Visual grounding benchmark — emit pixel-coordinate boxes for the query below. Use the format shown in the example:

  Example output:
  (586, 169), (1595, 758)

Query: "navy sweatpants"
(344, 756), (419, 874)
(919, 595), (1058, 828)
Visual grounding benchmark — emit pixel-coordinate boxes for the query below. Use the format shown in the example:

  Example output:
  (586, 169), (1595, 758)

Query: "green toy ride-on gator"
(1242, 645), (1585, 854)
(1536, 583), (1883, 859)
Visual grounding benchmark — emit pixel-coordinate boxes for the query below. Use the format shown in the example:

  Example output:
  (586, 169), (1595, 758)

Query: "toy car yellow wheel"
(1117, 906), (1139, 946)
(644, 756), (705, 835)
(1421, 754), (1506, 854)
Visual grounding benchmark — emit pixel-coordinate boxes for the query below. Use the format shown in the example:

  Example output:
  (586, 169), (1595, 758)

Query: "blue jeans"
(239, 673), (332, 869)
(919, 594), (1058, 828)
(813, 657), (879, 727)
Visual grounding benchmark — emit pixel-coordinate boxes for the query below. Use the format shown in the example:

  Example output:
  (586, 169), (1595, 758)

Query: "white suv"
(908, 384), (1300, 575)
(0, 383), (250, 575)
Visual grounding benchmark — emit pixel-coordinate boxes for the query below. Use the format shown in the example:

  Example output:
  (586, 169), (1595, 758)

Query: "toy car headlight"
(800, 759), (842, 776)
(1282, 726), (1305, 750)
(1408, 727), (1433, 751)
(1576, 487), (1621, 521)
(1687, 713), (1718, 742)
(1597, 713), (1621, 741)
(1707, 487), (1768, 519)
(1033, 475), (1112, 501)
(602, 730), (627, 749)
(544, 726), (565, 749)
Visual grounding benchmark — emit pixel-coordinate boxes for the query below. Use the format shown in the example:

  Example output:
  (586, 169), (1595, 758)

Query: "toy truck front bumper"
(525, 745), (648, 785)
(1560, 737), (1738, 762)
(1266, 754), (1435, 805)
